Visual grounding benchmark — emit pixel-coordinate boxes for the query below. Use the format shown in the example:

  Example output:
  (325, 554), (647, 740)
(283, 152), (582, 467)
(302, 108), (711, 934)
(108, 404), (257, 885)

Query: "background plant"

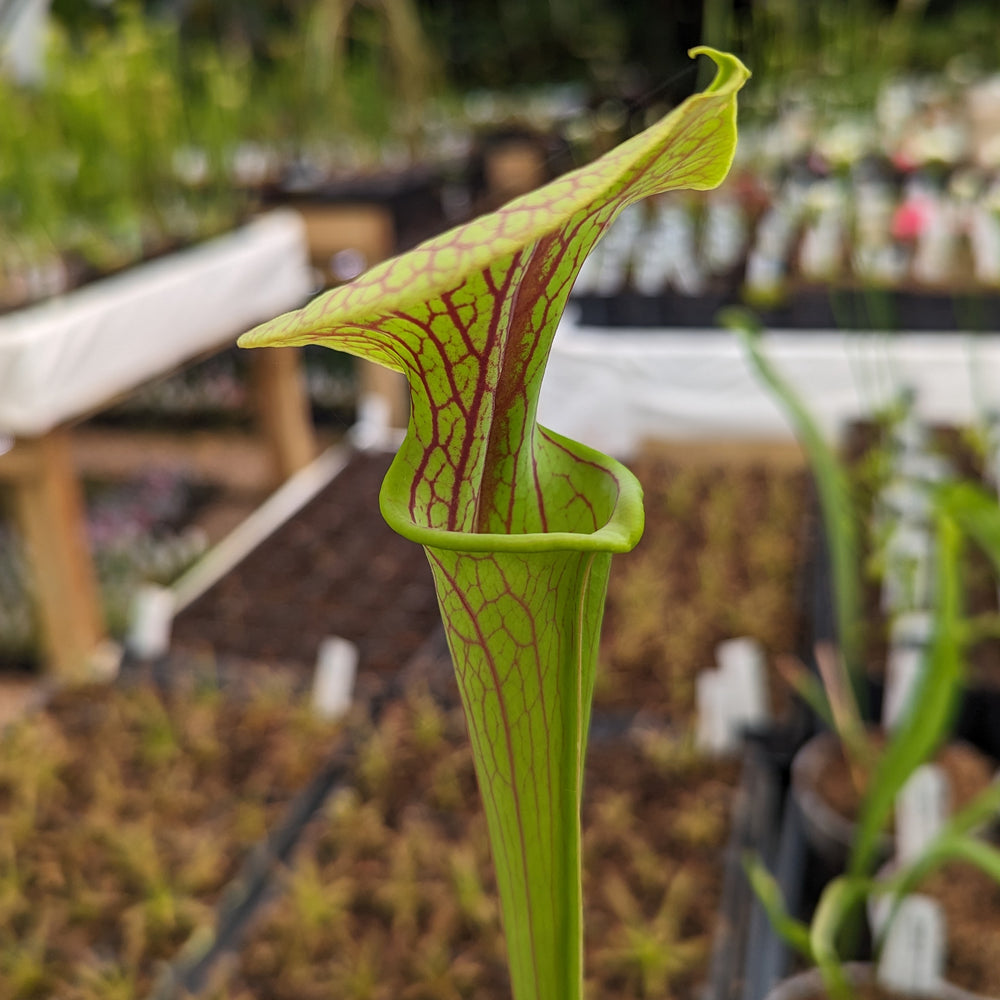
(0, 674), (344, 997)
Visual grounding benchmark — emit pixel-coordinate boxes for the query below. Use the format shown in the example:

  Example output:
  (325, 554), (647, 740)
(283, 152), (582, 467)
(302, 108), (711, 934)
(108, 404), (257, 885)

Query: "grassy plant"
(593, 869), (709, 998)
(748, 776), (1000, 1000)
(730, 311), (1000, 997)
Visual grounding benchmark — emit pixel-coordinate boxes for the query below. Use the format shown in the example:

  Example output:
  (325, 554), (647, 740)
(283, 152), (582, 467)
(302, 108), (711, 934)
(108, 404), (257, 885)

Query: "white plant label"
(702, 196), (747, 273)
(896, 764), (950, 863)
(744, 249), (784, 296)
(891, 410), (925, 458)
(313, 636), (358, 720)
(969, 206), (1000, 285)
(716, 636), (771, 729)
(695, 637), (770, 754)
(896, 450), (950, 485)
(891, 610), (933, 647)
(877, 895), (945, 996)
(126, 583), (175, 660)
(798, 212), (843, 281)
(883, 644), (924, 730)
(695, 669), (731, 754)
(881, 479), (931, 524)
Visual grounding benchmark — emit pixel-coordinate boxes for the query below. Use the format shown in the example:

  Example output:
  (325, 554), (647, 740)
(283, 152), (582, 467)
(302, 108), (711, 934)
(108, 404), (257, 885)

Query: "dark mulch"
(170, 449), (442, 683)
(171, 443), (812, 727)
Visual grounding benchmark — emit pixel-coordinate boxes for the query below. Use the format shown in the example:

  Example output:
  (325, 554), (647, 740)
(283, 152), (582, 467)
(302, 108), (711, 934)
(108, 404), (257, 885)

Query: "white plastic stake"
(891, 610), (933, 647)
(716, 636), (771, 731)
(896, 764), (950, 863)
(877, 895), (945, 997)
(313, 636), (358, 720)
(126, 584), (175, 660)
(880, 479), (931, 524)
(696, 637), (771, 754)
(695, 670), (731, 754)
(896, 451), (950, 485)
(883, 644), (924, 730)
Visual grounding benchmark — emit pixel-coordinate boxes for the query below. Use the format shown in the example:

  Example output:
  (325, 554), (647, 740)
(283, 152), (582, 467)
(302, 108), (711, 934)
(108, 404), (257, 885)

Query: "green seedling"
(728, 310), (974, 874)
(240, 48), (748, 1000)
(284, 857), (355, 957)
(747, 776), (1000, 1000)
(448, 842), (497, 932)
(594, 868), (709, 998)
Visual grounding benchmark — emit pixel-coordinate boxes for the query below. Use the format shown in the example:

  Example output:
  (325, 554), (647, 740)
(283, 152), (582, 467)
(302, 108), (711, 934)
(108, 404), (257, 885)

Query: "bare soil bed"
(170, 449), (443, 688)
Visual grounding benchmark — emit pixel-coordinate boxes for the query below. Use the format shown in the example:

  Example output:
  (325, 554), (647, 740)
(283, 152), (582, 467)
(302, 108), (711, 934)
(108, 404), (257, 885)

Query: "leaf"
(723, 310), (864, 704)
(240, 47), (749, 1000)
(850, 511), (964, 877)
(810, 876), (871, 1000)
(742, 853), (813, 959)
(241, 47), (748, 549)
(937, 479), (1000, 572)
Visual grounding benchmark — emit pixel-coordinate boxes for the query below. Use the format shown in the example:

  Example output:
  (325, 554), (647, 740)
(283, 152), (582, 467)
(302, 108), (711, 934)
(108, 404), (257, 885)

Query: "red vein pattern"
(240, 50), (748, 543)
(239, 49), (749, 1000)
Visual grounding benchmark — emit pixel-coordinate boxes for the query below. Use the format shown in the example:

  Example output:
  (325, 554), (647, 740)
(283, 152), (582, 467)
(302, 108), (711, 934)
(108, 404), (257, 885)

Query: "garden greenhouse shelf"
(0, 211), (311, 437)
(0, 211), (316, 680)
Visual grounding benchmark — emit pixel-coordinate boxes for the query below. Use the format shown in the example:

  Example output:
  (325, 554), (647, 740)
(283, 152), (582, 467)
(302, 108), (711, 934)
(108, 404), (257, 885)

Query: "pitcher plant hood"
(239, 48), (750, 555)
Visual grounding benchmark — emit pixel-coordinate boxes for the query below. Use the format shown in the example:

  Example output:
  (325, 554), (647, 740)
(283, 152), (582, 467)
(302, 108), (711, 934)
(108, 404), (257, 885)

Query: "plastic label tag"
(695, 670), (730, 753)
(716, 636), (771, 730)
(877, 894), (945, 996)
(883, 645), (924, 730)
(313, 636), (358, 720)
(881, 479), (931, 524)
(891, 610), (933, 647)
(896, 450), (951, 484)
(896, 764), (950, 863)
(696, 637), (770, 754)
(892, 413), (926, 458)
(126, 584), (175, 660)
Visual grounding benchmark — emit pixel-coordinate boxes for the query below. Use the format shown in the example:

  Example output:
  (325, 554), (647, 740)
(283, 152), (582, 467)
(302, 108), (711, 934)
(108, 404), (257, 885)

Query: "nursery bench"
(0, 210), (316, 680)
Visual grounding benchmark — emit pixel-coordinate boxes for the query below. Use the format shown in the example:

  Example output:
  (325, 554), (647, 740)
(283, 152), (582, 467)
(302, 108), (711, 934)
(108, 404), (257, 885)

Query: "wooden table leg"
(250, 346), (318, 485)
(1, 429), (106, 681)
(296, 202), (409, 434)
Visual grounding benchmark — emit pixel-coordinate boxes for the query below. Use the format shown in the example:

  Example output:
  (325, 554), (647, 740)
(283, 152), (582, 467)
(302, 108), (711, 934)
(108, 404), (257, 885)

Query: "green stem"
(425, 544), (610, 1000)
(382, 430), (641, 1000)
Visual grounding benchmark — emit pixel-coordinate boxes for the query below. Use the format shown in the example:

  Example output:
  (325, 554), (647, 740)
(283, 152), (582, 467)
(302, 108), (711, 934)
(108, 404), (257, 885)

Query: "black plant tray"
(706, 724), (801, 1000)
(570, 287), (1000, 333)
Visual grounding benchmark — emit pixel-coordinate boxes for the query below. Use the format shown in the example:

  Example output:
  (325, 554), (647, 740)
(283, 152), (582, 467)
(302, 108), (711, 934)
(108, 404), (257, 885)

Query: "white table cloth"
(539, 308), (1000, 455)
(0, 210), (313, 437)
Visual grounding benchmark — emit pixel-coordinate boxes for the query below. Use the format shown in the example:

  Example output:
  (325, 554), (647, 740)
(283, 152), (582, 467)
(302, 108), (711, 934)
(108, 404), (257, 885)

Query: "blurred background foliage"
(2, 0), (1000, 300)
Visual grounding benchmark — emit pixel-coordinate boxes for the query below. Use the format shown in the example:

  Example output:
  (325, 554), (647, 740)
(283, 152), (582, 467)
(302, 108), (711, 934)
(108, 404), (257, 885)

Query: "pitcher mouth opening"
(378, 428), (644, 556)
